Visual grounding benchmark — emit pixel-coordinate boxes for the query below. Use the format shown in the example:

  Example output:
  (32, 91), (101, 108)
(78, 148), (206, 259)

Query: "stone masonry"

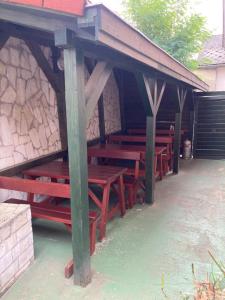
(0, 37), (121, 203)
(0, 203), (34, 296)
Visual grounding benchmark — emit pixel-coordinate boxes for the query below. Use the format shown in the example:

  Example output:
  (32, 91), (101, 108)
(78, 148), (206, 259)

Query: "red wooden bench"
(88, 144), (145, 208)
(0, 176), (99, 277)
(23, 162), (127, 241)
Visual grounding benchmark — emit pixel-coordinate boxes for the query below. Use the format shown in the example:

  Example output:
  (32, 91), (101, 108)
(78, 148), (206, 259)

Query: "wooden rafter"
(0, 33), (9, 50)
(0, 4), (76, 33)
(85, 61), (113, 122)
(156, 81), (167, 113)
(25, 40), (63, 93)
(85, 58), (106, 142)
(173, 86), (188, 174)
(135, 73), (154, 115)
(138, 75), (166, 115)
(177, 86), (187, 112)
(0, 22), (54, 47)
(25, 39), (67, 149)
(136, 73), (166, 204)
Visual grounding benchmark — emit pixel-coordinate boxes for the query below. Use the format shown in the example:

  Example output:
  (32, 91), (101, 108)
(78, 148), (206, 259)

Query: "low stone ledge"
(0, 203), (34, 296)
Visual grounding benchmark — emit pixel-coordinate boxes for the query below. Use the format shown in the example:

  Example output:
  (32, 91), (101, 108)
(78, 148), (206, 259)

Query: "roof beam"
(0, 33), (9, 50)
(25, 40), (64, 93)
(0, 22), (55, 46)
(0, 3), (76, 33)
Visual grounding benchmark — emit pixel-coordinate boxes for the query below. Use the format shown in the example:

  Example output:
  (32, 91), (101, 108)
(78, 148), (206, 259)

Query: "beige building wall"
(195, 66), (225, 91)
(0, 37), (121, 202)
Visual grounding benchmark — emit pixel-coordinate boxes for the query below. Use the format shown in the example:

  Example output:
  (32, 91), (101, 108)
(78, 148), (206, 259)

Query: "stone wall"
(86, 72), (121, 141)
(0, 37), (61, 171)
(0, 203), (34, 296)
(0, 37), (121, 203)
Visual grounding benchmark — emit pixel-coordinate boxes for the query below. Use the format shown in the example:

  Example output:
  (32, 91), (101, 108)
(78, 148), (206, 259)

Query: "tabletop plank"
(108, 134), (173, 145)
(23, 161), (127, 185)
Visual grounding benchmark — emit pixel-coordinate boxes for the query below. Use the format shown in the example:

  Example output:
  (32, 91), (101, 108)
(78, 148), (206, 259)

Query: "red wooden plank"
(4, 0), (85, 16)
(0, 176), (70, 198)
(109, 134), (173, 145)
(127, 128), (186, 136)
(23, 162), (127, 185)
(44, 0), (85, 16)
(88, 144), (142, 160)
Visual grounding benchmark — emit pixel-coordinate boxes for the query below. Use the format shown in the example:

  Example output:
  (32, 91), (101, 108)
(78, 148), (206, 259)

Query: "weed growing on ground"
(161, 251), (225, 299)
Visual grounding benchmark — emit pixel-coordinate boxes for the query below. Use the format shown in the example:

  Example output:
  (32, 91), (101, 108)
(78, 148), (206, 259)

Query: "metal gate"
(194, 91), (225, 159)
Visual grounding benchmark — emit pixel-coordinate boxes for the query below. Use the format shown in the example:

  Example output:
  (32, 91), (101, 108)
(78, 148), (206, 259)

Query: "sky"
(92, 0), (223, 34)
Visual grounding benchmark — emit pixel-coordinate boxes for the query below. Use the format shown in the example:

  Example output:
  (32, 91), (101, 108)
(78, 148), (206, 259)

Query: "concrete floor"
(2, 159), (225, 300)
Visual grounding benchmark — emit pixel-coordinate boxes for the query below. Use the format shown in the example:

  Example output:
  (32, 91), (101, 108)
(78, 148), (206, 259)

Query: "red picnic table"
(108, 134), (173, 172)
(88, 143), (166, 178)
(88, 144), (166, 207)
(23, 161), (127, 241)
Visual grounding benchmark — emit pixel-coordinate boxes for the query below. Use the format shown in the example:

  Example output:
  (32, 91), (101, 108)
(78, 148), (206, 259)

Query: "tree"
(123, 0), (211, 69)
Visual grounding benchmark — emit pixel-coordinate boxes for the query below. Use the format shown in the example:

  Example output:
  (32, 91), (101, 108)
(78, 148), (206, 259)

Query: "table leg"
(159, 154), (163, 180)
(26, 175), (36, 203)
(99, 183), (110, 241)
(118, 175), (126, 217)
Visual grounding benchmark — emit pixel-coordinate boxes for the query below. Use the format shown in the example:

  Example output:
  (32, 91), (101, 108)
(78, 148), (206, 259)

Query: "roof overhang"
(0, 1), (208, 91)
(78, 4), (208, 91)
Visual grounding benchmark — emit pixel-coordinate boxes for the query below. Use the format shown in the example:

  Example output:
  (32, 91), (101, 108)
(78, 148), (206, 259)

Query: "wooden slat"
(0, 176), (70, 198)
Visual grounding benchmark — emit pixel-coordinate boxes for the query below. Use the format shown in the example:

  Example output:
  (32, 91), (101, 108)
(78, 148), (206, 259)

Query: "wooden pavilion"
(0, 1), (208, 287)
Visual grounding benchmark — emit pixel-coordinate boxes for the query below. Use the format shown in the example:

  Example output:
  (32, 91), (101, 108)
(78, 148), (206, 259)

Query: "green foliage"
(123, 0), (211, 69)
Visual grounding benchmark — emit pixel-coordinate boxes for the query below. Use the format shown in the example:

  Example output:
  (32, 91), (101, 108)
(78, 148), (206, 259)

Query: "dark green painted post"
(173, 111), (182, 174)
(64, 47), (91, 286)
(193, 98), (199, 159)
(145, 114), (156, 204)
(114, 70), (126, 133)
(98, 95), (106, 144)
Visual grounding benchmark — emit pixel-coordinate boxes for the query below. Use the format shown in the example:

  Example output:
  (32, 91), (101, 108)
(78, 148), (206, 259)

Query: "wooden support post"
(173, 112), (182, 174)
(173, 87), (187, 174)
(55, 91), (68, 150)
(193, 96), (199, 159)
(98, 95), (106, 144)
(63, 46), (91, 286)
(145, 115), (156, 204)
(114, 69), (126, 133)
(136, 73), (166, 204)
(189, 110), (194, 144)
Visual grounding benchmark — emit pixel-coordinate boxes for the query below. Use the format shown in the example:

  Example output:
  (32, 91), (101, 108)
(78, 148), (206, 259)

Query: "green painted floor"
(3, 159), (225, 300)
